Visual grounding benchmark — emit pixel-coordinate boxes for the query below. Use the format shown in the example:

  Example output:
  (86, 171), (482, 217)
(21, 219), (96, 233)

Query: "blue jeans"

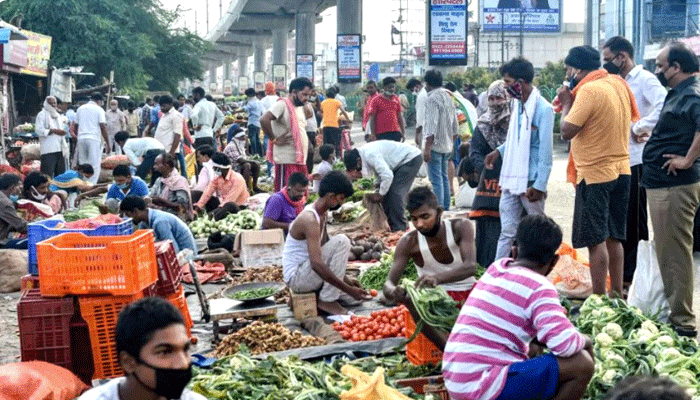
(248, 125), (263, 156)
(263, 136), (272, 177)
(428, 151), (450, 210)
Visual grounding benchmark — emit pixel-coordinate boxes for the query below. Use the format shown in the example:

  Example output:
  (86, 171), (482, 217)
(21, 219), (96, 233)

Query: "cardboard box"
(234, 229), (285, 268)
(290, 291), (317, 320)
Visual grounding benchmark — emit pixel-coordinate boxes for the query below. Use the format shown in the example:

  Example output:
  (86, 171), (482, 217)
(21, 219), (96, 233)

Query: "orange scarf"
(558, 70), (641, 185)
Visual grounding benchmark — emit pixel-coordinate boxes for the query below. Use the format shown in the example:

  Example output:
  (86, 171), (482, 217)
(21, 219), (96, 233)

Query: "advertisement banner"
(223, 79), (233, 96)
(429, 0), (468, 66)
(272, 64), (287, 90)
(481, 0), (561, 33)
(296, 54), (314, 81)
(19, 30), (51, 77)
(238, 76), (249, 93)
(50, 71), (72, 103)
(209, 82), (217, 95)
(254, 71), (265, 92)
(651, 0), (686, 40)
(337, 34), (361, 83)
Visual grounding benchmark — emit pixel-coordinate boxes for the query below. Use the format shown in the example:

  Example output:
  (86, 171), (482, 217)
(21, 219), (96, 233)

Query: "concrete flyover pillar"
(208, 64), (217, 93)
(223, 58), (232, 81)
(272, 29), (288, 66)
(254, 41), (266, 75)
(238, 55), (248, 77)
(337, 0), (362, 94)
(295, 11), (315, 81)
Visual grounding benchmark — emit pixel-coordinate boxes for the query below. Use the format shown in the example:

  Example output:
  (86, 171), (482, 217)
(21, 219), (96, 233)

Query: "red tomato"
(359, 333), (367, 340)
(370, 289), (378, 297)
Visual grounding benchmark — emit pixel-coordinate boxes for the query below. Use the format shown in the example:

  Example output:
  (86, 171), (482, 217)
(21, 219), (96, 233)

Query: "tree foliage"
(445, 68), (500, 92)
(0, 0), (208, 95)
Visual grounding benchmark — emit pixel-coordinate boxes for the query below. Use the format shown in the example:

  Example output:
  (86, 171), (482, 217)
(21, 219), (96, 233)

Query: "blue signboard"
(296, 54), (314, 81)
(337, 34), (362, 83)
(0, 29), (11, 44)
(429, 0), (468, 65)
(482, 0), (561, 33)
(651, 0), (686, 39)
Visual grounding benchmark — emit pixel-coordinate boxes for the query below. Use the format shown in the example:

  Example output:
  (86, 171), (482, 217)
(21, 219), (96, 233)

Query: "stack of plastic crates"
(154, 240), (192, 334)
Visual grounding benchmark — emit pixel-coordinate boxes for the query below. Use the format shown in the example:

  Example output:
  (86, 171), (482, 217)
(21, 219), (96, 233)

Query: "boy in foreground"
(442, 215), (594, 400)
(78, 297), (204, 400)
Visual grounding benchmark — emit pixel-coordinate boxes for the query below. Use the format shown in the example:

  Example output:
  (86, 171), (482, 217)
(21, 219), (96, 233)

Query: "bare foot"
(317, 300), (347, 316)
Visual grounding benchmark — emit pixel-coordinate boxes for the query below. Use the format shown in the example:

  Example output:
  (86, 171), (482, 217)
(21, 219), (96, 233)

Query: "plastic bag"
(455, 183), (476, 209)
(628, 240), (670, 322)
(547, 243), (610, 299)
(340, 365), (411, 400)
(0, 361), (89, 400)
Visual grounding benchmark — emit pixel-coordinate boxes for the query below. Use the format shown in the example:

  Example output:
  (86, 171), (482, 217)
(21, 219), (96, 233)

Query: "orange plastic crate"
(403, 309), (443, 366)
(163, 286), (193, 335)
(37, 230), (158, 297)
(79, 293), (143, 380)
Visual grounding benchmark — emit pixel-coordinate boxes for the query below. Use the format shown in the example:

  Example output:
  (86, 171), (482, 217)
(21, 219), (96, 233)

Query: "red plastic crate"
(18, 289), (74, 369)
(155, 240), (183, 296)
(37, 230), (158, 297)
(403, 309), (443, 366)
(79, 293), (143, 380)
(21, 275), (40, 291)
(163, 286), (193, 335)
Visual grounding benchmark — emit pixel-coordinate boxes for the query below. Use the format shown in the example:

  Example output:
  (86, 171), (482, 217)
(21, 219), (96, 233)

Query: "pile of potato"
(348, 236), (387, 262)
(211, 321), (325, 356)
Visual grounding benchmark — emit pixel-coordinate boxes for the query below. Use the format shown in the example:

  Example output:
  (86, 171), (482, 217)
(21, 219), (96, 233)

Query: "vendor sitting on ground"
(77, 297), (205, 400)
(441, 215), (595, 400)
(120, 196), (197, 255)
(193, 153), (249, 219)
(115, 131), (165, 183)
(191, 145), (218, 213)
(312, 144), (335, 193)
(23, 171), (65, 214)
(283, 171), (372, 315)
(0, 174), (27, 249)
(224, 129), (264, 193)
(384, 186), (477, 306)
(261, 172), (308, 235)
(50, 164), (96, 207)
(150, 153), (193, 220)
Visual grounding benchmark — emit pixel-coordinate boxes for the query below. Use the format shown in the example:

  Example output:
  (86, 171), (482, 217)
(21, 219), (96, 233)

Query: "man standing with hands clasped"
(485, 57), (554, 260)
(642, 42), (700, 337)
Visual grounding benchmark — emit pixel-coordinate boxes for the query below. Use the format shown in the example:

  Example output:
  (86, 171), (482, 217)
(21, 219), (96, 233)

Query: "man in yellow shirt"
(558, 45), (636, 298)
(320, 87), (350, 158)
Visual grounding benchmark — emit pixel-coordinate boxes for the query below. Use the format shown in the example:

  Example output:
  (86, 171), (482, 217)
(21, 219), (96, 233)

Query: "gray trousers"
(40, 151), (66, 178)
(286, 235), (351, 302)
(382, 155), (423, 231)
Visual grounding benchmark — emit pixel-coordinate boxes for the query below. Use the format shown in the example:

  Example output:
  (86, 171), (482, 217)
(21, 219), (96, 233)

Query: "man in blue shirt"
(120, 195), (197, 254)
(242, 88), (264, 156)
(485, 57), (554, 259)
(77, 164), (150, 212)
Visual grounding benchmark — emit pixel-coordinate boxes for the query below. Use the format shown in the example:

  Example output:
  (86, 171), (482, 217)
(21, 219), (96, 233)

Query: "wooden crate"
(290, 291), (317, 320)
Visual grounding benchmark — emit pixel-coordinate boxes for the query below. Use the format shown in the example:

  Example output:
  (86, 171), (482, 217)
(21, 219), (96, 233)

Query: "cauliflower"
(603, 352), (627, 369)
(635, 328), (654, 343)
(660, 347), (682, 361)
(672, 370), (698, 389)
(587, 294), (605, 307)
(596, 332), (614, 347)
(603, 323), (624, 340)
(641, 320), (659, 335)
(601, 369), (620, 386)
(600, 307), (616, 318)
(654, 335), (675, 348)
(591, 309), (602, 318)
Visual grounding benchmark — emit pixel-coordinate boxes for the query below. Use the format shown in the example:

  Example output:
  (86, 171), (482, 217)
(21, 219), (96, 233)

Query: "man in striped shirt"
(442, 215), (594, 400)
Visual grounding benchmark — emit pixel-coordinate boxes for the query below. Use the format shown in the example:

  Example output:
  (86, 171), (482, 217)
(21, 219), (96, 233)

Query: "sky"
(162, 0), (586, 62)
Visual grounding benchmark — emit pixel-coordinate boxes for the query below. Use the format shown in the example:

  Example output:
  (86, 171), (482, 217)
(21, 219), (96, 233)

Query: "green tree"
(445, 68), (500, 92)
(533, 60), (567, 101)
(0, 0), (208, 95)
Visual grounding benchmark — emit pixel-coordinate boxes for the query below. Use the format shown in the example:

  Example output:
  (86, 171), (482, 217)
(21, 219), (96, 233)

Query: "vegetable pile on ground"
(228, 266), (289, 304)
(349, 236), (387, 262)
(190, 352), (439, 400)
(352, 227), (404, 249)
(359, 252), (418, 291)
(331, 201), (365, 223)
(232, 287), (277, 300)
(574, 295), (700, 399)
(402, 279), (460, 335)
(211, 321), (326, 357)
(332, 306), (408, 341)
(189, 210), (261, 238)
(63, 200), (102, 221)
(56, 213), (123, 229)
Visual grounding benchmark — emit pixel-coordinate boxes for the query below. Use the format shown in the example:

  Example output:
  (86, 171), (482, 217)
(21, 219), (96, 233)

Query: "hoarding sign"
(20, 29), (52, 77)
(254, 71), (265, 92)
(272, 64), (287, 90)
(337, 34), (361, 83)
(296, 54), (314, 81)
(429, 0), (468, 66)
(238, 76), (249, 93)
(482, 0), (561, 33)
(651, 0), (686, 39)
(223, 79), (232, 96)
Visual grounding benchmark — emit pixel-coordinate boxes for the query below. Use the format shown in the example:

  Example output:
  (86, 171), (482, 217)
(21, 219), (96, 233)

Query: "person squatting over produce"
(442, 214), (595, 400)
(120, 196), (197, 255)
(150, 153), (194, 220)
(223, 129), (264, 194)
(114, 131), (165, 184)
(193, 152), (249, 218)
(384, 186), (477, 307)
(103, 165), (150, 213)
(77, 297), (205, 400)
(261, 172), (308, 235)
(311, 144), (335, 194)
(23, 171), (65, 214)
(344, 140), (423, 232)
(191, 145), (218, 213)
(283, 171), (372, 316)
(50, 164), (95, 208)
(0, 174), (27, 248)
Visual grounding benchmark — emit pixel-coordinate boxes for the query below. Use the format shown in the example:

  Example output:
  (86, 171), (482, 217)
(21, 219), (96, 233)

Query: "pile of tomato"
(332, 305), (408, 341)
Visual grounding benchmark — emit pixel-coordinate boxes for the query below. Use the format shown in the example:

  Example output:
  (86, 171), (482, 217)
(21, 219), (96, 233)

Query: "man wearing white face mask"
(36, 96), (67, 178)
(106, 99), (127, 154)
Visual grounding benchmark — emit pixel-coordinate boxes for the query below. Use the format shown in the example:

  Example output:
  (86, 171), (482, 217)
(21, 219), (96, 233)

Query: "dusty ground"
(0, 127), (697, 365)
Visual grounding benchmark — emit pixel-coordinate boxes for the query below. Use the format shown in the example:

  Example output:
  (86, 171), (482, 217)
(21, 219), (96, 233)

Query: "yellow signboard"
(20, 29), (51, 77)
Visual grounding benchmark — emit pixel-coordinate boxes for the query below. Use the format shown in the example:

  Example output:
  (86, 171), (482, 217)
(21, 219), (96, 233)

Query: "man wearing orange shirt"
(193, 153), (249, 217)
(320, 87), (351, 158)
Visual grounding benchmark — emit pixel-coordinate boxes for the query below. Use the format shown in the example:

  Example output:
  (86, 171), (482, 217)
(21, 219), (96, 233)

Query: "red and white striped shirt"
(442, 259), (586, 400)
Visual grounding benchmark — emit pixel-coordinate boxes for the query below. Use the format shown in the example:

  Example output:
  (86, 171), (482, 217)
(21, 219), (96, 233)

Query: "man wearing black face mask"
(260, 77), (313, 192)
(602, 36), (666, 287)
(641, 42), (700, 338)
(78, 297), (204, 400)
(384, 186), (477, 308)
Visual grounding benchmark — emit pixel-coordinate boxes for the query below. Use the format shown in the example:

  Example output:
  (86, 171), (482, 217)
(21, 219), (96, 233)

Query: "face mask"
(568, 75), (579, 90)
(329, 201), (342, 211)
(418, 214), (442, 238)
(309, 96), (317, 102)
(117, 182), (129, 190)
(292, 94), (305, 107)
(132, 360), (193, 400)
(506, 81), (523, 100)
(657, 66), (675, 87)
(8, 194), (18, 203)
(603, 55), (622, 75)
(31, 186), (46, 201)
(384, 90), (395, 97)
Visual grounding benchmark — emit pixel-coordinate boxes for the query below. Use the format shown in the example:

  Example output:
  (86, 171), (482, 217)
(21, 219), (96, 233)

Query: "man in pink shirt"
(439, 215), (594, 400)
(193, 153), (249, 219)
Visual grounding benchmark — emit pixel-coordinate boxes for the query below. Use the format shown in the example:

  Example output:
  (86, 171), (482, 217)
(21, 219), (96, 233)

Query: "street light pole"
(519, 7), (524, 56)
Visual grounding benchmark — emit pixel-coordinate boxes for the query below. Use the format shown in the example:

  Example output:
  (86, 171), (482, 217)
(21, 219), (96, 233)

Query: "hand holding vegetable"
(415, 274), (439, 289)
(388, 285), (410, 305)
(345, 285), (373, 301)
